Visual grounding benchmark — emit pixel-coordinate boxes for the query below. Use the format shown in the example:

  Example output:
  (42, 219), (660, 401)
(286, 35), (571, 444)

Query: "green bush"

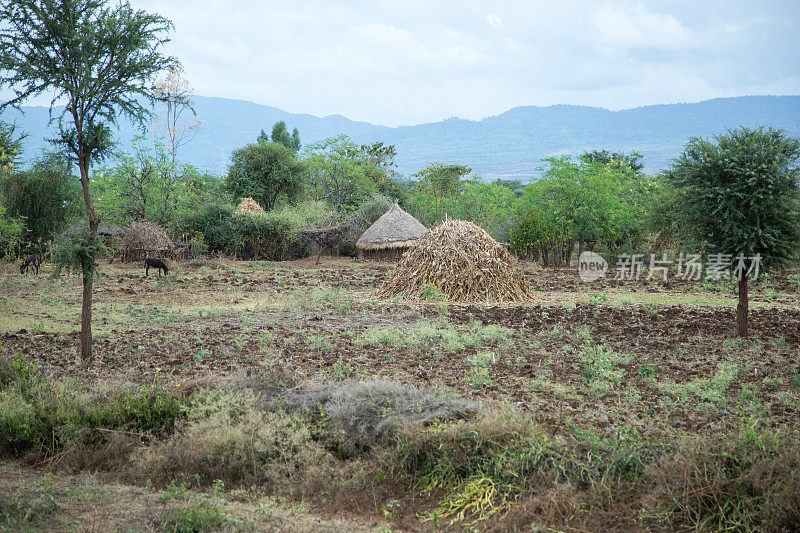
(185, 203), (237, 253)
(187, 200), (335, 260)
(0, 204), (26, 259)
(0, 353), (184, 456)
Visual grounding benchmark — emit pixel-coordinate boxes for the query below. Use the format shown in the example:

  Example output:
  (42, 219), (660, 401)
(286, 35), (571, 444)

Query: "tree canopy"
(664, 126), (800, 336)
(1, 151), (83, 244)
(0, 0), (175, 361)
(226, 141), (305, 211)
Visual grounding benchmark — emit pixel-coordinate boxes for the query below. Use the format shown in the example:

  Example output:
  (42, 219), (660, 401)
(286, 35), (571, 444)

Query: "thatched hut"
(356, 202), (427, 261)
(65, 220), (126, 238)
(119, 221), (174, 262)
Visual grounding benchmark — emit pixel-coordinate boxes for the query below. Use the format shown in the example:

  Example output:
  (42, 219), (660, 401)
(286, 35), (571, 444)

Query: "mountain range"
(3, 95), (799, 180)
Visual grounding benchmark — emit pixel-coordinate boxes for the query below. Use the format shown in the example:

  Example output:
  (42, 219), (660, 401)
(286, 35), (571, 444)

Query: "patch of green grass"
(0, 353), (185, 455)
(162, 499), (230, 533)
(328, 360), (355, 381)
(588, 292), (609, 304)
(357, 322), (512, 354)
(307, 334), (335, 353)
(0, 474), (59, 529)
(579, 342), (624, 390)
(539, 324), (565, 341)
(658, 362), (740, 405)
(310, 286), (354, 315)
(637, 354), (660, 378)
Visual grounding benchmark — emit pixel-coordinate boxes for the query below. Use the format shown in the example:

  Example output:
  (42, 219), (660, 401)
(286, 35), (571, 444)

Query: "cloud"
(592, 3), (698, 50)
(13, 0), (787, 126)
(486, 14), (503, 29)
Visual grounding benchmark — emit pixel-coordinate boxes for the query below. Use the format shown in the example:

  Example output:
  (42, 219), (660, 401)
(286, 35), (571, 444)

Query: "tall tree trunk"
(578, 233), (585, 262)
(737, 275), (749, 337)
(78, 154), (98, 362)
(80, 260), (93, 360)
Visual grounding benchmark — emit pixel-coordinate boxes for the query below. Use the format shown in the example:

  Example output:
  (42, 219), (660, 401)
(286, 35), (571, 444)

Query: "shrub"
(186, 200), (334, 260)
(0, 353), (184, 457)
(133, 387), (334, 489)
(0, 204), (25, 259)
(647, 423), (800, 530)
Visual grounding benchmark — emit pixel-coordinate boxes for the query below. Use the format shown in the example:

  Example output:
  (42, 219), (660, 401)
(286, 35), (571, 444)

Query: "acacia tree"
(0, 0), (175, 361)
(666, 126), (800, 337)
(302, 135), (381, 213)
(411, 162), (472, 223)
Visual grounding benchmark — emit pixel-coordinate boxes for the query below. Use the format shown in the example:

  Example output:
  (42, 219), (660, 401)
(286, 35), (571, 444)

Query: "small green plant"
(540, 324), (565, 341)
(637, 355), (660, 378)
(308, 334), (335, 353)
(329, 359), (355, 380)
(588, 292), (609, 304)
(419, 283), (445, 302)
(162, 499), (228, 533)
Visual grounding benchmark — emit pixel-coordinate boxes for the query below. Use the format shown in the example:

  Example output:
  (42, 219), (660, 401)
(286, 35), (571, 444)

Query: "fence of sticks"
(377, 218), (531, 304)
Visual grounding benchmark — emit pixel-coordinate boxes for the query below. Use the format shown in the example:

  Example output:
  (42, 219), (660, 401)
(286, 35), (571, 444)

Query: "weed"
(308, 334), (335, 353)
(328, 359), (355, 380)
(637, 355), (660, 378)
(0, 475), (59, 529)
(311, 286), (354, 315)
(588, 292), (609, 305)
(658, 362), (740, 404)
(580, 342), (623, 389)
(419, 283), (445, 302)
(540, 324), (565, 341)
(162, 498), (229, 532)
(617, 294), (635, 306)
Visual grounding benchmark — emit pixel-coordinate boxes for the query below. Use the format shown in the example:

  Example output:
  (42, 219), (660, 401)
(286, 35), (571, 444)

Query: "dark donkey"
(144, 257), (169, 277)
(20, 254), (42, 275)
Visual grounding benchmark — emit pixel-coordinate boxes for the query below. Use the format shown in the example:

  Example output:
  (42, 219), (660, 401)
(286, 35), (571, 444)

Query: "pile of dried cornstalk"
(377, 219), (531, 303)
(235, 197), (265, 215)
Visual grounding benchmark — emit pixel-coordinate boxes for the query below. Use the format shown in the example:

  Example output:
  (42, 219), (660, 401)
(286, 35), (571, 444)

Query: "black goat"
(20, 254), (41, 275)
(144, 257), (169, 277)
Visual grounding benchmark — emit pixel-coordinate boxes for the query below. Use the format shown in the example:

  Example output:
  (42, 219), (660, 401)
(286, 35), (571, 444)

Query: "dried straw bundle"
(121, 221), (174, 252)
(377, 219), (531, 303)
(236, 196), (265, 215)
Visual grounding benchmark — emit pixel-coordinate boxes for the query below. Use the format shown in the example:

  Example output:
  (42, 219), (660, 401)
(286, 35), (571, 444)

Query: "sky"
(11, 0), (800, 127)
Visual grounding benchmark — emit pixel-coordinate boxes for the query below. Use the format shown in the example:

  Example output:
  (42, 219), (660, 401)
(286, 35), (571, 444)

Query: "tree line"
(2, 0), (799, 363)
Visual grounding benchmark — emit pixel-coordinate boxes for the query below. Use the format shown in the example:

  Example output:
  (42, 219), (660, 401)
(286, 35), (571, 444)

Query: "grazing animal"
(144, 257), (169, 277)
(20, 254), (41, 275)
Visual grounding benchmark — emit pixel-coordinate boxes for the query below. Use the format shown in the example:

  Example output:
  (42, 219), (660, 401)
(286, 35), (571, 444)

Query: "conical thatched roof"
(376, 219), (531, 303)
(120, 221), (174, 251)
(236, 197), (265, 215)
(356, 201), (427, 251)
(65, 220), (125, 236)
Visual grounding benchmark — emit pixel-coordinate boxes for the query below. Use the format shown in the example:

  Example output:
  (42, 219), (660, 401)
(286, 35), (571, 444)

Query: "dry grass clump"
(120, 221), (174, 252)
(377, 219), (531, 303)
(269, 380), (480, 456)
(235, 196), (265, 215)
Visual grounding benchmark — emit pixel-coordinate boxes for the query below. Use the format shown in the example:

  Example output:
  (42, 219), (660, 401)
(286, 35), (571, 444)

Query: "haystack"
(356, 201), (427, 261)
(377, 219), (531, 303)
(119, 221), (174, 262)
(236, 196), (265, 215)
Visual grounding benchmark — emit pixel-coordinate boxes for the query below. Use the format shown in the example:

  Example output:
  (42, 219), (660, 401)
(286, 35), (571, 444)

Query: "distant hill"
(3, 95), (799, 180)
